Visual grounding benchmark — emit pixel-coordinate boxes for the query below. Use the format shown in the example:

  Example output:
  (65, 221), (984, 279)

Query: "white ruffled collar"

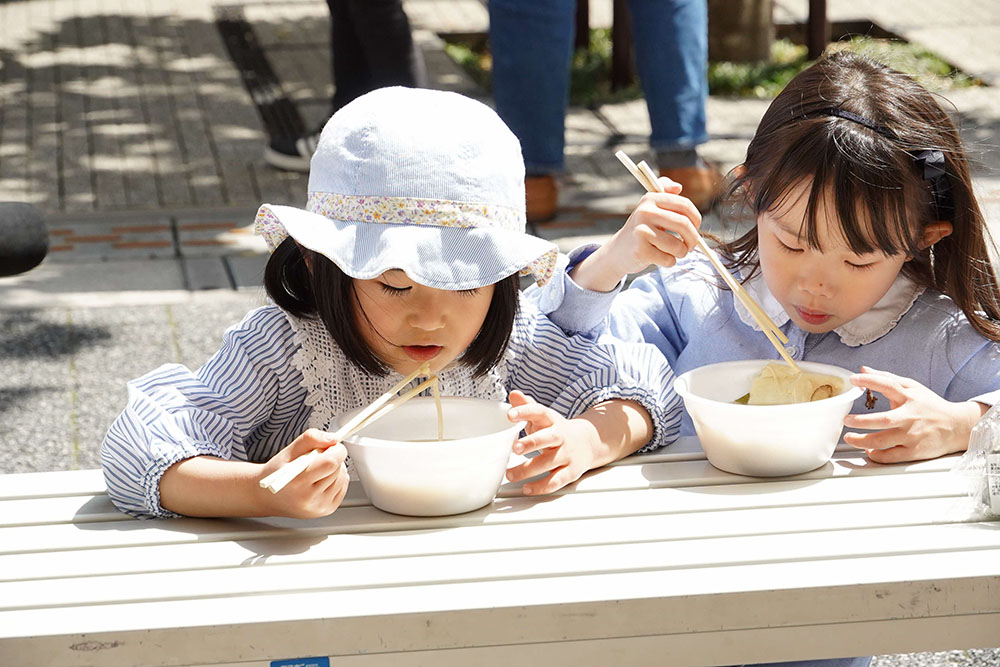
(732, 267), (924, 347)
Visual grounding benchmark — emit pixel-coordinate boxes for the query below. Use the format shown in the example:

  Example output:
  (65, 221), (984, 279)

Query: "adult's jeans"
(489, 0), (709, 175)
(328, 0), (426, 115)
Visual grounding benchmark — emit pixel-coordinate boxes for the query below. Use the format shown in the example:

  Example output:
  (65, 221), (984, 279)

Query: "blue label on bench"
(271, 658), (330, 667)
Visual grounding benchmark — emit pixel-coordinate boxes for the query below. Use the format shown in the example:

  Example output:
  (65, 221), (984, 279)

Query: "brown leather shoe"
(659, 164), (724, 212)
(525, 175), (558, 223)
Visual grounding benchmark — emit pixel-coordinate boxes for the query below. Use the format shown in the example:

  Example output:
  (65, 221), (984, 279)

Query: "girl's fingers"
(637, 201), (702, 248)
(632, 230), (681, 269)
(300, 443), (348, 485)
(513, 427), (563, 456)
(865, 444), (917, 465)
(843, 409), (901, 430)
(506, 447), (560, 483)
(312, 463), (350, 515)
(328, 464), (351, 501)
(843, 429), (902, 451)
(507, 389), (532, 409)
(647, 191), (702, 228)
(523, 465), (575, 496)
(859, 365), (896, 378)
(316, 467), (341, 497)
(508, 402), (556, 432)
(636, 223), (691, 260)
(849, 373), (907, 405)
(286, 428), (338, 460)
(654, 176), (684, 194)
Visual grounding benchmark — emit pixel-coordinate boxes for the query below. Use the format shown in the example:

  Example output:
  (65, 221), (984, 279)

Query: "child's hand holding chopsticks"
(256, 361), (437, 516)
(256, 429), (350, 518)
(567, 168), (702, 293)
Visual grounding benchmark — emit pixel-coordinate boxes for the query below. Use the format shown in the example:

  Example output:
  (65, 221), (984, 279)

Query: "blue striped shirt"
(101, 295), (680, 518)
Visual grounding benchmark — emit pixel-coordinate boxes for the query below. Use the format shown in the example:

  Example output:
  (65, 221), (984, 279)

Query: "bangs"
(751, 120), (925, 258)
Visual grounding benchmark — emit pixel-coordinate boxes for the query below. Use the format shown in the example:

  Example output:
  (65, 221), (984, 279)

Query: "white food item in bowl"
(334, 396), (525, 516)
(748, 361), (844, 405)
(674, 360), (864, 477)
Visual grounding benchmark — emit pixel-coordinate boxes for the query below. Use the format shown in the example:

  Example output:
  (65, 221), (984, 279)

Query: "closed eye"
(776, 239), (803, 253)
(846, 260), (876, 271)
(379, 283), (411, 296)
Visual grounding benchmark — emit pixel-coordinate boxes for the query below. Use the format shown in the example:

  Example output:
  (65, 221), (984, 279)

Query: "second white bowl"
(674, 360), (863, 477)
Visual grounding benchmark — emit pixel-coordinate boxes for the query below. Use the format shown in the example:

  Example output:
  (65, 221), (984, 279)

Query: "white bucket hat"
(254, 87), (559, 289)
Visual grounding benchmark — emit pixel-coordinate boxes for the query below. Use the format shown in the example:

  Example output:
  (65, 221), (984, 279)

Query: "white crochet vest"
(285, 312), (510, 434)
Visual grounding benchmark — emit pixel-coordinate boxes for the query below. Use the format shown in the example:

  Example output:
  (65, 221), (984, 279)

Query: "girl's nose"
(406, 298), (446, 331)
(798, 267), (833, 298)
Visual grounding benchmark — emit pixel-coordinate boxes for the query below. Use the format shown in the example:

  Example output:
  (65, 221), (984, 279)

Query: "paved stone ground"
(1, 1), (999, 663)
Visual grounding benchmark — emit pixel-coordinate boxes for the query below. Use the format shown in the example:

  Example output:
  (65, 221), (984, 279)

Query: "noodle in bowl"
(334, 396), (525, 516)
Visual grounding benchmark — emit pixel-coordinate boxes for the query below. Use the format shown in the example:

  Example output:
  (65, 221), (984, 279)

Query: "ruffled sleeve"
(100, 307), (308, 518)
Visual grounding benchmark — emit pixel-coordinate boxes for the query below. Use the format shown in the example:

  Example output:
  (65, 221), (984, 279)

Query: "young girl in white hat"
(101, 87), (679, 520)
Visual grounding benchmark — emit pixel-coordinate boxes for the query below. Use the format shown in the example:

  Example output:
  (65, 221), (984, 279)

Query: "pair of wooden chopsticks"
(259, 362), (438, 494)
(615, 150), (801, 372)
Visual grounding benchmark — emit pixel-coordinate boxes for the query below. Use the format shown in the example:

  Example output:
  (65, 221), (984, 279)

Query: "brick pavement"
(1, 0), (997, 271)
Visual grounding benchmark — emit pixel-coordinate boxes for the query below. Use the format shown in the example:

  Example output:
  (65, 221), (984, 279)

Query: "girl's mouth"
(796, 307), (831, 325)
(402, 345), (443, 361)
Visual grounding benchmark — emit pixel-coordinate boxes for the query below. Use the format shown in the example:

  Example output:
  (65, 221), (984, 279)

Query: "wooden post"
(807, 0), (829, 59)
(610, 0), (634, 90)
(575, 0), (590, 50)
(708, 0), (773, 63)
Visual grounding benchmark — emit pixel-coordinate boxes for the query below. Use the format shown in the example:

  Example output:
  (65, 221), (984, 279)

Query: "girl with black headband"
(534, 49), (1000, 476)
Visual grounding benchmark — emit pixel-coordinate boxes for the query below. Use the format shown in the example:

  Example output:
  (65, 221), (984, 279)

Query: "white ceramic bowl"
(334, 396), (525, 516)
(674, 360), (863, 477)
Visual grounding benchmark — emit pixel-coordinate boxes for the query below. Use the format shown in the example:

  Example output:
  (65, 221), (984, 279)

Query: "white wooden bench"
(2, 437), (998, 667)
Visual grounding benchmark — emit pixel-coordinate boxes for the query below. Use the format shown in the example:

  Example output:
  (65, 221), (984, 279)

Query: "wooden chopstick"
(616, 151), (800, 372)
(345, 375), (440, 439)
(259, 363), (436, 494)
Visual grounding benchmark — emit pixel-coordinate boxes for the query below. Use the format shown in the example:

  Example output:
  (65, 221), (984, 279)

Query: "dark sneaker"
(264, 131), (321, 172)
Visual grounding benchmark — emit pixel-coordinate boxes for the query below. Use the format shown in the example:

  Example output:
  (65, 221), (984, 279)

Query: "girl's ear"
(918, 221), (953, 250)
(296, 242), (314, 272)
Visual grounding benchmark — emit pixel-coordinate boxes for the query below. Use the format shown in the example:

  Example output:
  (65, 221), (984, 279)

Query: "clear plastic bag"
(952, 403), (1000, 517)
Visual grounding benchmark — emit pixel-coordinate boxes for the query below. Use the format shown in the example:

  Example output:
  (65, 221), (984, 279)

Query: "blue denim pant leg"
(489, 0), (576, 175)
(725, 657), (873, 667)
(489, 0), (709, 173)
(627, 0), (709, 150)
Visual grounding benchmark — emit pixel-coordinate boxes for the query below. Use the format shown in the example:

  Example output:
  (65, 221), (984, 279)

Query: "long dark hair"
(719, 50), (1000, 341)
(263, 238), (520, 377)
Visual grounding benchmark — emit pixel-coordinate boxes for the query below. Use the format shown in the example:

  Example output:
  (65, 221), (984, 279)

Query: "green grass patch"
(444, 32), (981, 104)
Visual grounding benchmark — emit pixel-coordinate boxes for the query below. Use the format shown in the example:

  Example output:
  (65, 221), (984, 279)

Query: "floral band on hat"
(257, 192), (525, 251)
(520, 250), (559, 285)
(308, 192), (524, 232)
(253, 196), (559, 287)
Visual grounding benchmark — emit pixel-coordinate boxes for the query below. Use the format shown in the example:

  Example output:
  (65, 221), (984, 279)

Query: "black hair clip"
(821, 107), (895, 139)
(911, 149), (953, 220)
(818, 108), (954, 220)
